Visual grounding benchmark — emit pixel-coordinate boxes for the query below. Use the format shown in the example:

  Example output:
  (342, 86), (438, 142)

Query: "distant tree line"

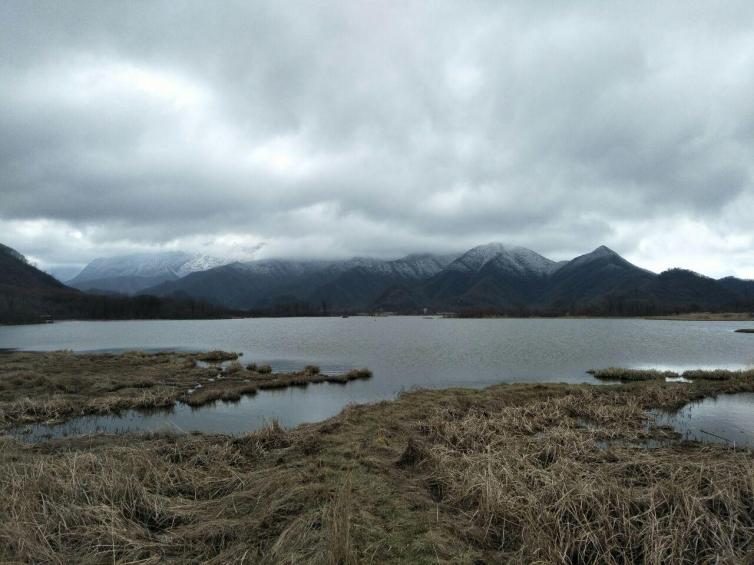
(0, 286), (235, 324)
(453, 297), (754, 318)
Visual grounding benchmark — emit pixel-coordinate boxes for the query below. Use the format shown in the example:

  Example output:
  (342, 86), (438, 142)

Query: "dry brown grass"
(410, 387), (754, 562)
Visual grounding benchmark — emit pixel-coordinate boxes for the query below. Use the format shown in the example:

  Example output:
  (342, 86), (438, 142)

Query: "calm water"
(2, 317), (754, 440)
(654, 393), (754, 448)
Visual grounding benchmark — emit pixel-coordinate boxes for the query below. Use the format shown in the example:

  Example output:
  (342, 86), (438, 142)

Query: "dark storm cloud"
(1, 1), (754, 276)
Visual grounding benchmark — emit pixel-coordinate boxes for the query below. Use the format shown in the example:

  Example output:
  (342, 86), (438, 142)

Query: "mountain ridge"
(7, 241), (752, 318)
(134, 243), (754, 315)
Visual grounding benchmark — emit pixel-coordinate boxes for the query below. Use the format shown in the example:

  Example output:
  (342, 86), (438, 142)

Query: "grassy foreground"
(1, 355), (754, 562)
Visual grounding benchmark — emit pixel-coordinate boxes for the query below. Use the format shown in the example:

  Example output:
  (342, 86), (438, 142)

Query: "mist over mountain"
(128, 243), (754, 316)
(5, 240), (753, 320)
(68, 252), (233, 294)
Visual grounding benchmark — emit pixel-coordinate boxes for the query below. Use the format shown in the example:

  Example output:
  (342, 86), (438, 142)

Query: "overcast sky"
(2, 1), (754, 279)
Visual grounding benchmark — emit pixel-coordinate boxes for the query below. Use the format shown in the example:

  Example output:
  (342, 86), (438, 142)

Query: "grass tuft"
(195, 351), (239, 362)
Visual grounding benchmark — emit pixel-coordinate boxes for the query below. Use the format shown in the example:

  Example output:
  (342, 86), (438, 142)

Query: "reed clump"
(588, 367), (675, 381)
(195, 351), (239, 362)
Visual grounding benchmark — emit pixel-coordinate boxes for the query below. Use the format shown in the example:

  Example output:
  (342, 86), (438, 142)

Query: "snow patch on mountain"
(447, 243), (557, 276)
(71, 252), (233, 283)
(234, 253), (456, 280)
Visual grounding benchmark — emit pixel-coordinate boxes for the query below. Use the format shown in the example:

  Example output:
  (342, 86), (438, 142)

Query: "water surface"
(2, 317), (753, 439)
(653, 393), (754, 448)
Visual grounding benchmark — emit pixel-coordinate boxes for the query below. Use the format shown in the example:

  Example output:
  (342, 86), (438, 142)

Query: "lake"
(2, 317), (754, 438)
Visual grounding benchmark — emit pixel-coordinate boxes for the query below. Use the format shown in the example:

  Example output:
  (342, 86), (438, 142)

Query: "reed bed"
(408, 387), (754, 563)
(590, 366), (754, 382)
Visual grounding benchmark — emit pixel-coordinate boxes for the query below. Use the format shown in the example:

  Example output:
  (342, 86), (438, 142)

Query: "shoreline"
(3, 311), (754, 326)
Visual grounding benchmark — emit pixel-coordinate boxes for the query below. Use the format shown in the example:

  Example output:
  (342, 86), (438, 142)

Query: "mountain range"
(5, 241), (753, 321)
(64, 242), (754, 316)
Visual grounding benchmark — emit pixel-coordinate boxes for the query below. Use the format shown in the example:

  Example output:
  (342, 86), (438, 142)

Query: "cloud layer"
(2, 1), (753, 278)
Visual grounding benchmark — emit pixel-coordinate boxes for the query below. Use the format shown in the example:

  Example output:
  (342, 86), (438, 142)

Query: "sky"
(1, 1), (754, 280)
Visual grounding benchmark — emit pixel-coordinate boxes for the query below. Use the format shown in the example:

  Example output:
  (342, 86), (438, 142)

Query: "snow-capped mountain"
(446, 243), (557, 276)
(347, 253), (458, 279)
(68, 251), (232, 294)
(61, 242), (754, 315)
(143, 252), (460, 309)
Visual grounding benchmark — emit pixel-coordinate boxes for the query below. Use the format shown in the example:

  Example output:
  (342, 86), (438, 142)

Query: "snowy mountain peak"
(71, 251), (232, 283)
(564, 246), (626, 270)
(591, 245), (619, 258)
(232, 253), (457, 281)
(174, 254), (232, 277)
(448, 243), (556, 276)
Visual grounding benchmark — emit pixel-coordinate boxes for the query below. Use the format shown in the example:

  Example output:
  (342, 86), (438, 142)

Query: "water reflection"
(12, 382), (360, 443)
(653, 393), (754, 449)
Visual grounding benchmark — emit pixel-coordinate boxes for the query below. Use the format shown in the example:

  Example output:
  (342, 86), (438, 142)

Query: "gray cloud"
(1, 1), (754, 278)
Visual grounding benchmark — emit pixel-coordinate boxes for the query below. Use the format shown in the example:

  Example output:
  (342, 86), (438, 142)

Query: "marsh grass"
(588, 368), (675, 381)
(1, 375), (753, 562)
(196, 351), (240, 362)
(590, 366), (754, 383)
(413, 388), (754, 562)
(0, 352), (373, 430)
(1, 354), (753, 562)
